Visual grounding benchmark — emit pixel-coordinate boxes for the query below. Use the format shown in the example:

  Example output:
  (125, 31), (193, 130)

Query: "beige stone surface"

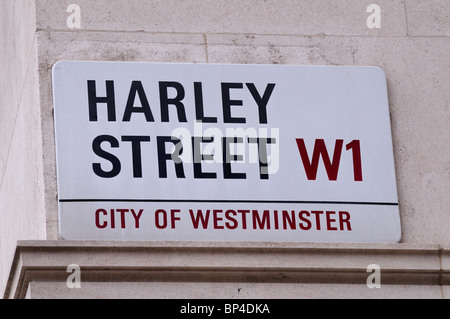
(0, 0), (46, 297)
(35, 0), (407, 36)
(1, 0), (449, 298)
(406, 0), (450, 36)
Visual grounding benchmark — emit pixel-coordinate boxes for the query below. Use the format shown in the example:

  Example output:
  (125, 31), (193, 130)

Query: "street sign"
(52, 61), (401, 242)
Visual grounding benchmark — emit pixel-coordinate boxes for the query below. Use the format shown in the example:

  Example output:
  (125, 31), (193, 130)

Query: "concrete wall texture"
(0, 0), (449, 298)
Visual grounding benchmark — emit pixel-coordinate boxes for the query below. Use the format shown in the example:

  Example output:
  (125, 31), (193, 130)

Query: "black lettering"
(122, 81), (154, 122)
(92, 135), (121, 178)
(246, 83), (276, 124)
(159, 82), (187, 122)
(222, 137), (246, 179)
(194, 82), (217, 123)
(248, 137), (277, 180)
(88, 80), (116, 122)
(121, 136), (151, 178)
(157, 136), (185, 178)
(192, 137), (217, 179)
(222, 83), (245, 123)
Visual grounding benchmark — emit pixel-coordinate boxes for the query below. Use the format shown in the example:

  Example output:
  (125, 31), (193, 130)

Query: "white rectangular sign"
(53, 61), (401, 243)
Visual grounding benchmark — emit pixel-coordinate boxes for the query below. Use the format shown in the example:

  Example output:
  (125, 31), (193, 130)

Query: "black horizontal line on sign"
(59, 199), (399, 206)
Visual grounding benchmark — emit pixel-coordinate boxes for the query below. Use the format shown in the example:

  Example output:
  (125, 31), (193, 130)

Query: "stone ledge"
(4, 240), (449, 299)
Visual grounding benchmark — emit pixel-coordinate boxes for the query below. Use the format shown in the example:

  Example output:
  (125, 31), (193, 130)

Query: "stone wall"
(1, 0), (449, 297)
